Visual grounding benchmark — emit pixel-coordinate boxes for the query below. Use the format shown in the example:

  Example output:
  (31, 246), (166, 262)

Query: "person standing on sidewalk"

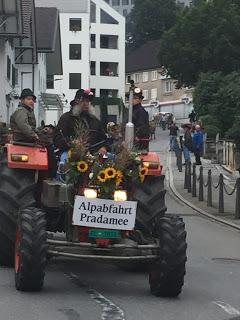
(182, 124), (193, 164)
(169, 122), (179, 151)
(192, 124), (204, 165)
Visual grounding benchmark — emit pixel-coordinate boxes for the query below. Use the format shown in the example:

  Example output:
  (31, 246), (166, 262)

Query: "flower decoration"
(97, 170), (107, 183)
(104, 167), (117, 179)
(77, 161), (88, 173)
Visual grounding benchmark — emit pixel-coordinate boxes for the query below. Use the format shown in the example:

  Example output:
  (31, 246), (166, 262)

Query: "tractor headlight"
(11, 154), (29, 162)
(84, 188), (98, 199)
(143, 161), (159, 169)
(114, 190), (127, 202)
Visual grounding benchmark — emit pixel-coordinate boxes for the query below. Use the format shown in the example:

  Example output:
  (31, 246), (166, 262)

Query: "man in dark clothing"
(131, 87), (150, 150)
(54, 89), (107, 155)
(192, 124), (204, 165)
(169, 123), (179, 151)
(182, 124), (192, 164)
(10, 88), (39, 143)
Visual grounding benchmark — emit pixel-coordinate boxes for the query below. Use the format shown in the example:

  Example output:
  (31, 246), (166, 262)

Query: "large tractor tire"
(15, 207), (47, 292)
(133, 175), (167, 233)
(149, 215), (187, 297)
(0, 155), (36, 266)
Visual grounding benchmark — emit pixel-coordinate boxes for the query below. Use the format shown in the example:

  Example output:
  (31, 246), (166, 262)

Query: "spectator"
(182, 124), (193, 164)
(189, 109), (197, 124)
(192, 124), (204, 165)
(169, 123), (179, 151)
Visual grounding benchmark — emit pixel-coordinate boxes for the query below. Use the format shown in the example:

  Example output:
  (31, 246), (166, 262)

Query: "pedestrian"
(10, 88), (39, 143)
(192, 124), (204, 165)
(169, 122), (179, 151)
(131, 87), (150, 150)
(182, 124), (193, 164)
(189, 109), (197, 124)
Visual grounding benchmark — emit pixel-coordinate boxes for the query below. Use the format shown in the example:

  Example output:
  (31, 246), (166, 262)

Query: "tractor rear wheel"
(133, 175), (167, 234)
(0, 155), (36, 266)
(149, 215), (187, 297)
(15, 207), (47, 291)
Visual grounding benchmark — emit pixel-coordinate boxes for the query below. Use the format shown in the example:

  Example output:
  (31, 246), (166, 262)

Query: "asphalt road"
(1, 128), (240, 320)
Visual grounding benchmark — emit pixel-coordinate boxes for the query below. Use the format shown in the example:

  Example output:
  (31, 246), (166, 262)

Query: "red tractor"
(0, 137), (187, 296)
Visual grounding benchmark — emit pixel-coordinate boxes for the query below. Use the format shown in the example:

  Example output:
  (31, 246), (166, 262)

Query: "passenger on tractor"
(10, 88), (39, 143)
(54, 89), (107, 162)
(130, 87), (150, 150)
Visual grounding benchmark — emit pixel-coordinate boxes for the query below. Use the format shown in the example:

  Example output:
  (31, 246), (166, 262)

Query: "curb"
(221, 164), (236, 175)
(167, 153), (240, 232)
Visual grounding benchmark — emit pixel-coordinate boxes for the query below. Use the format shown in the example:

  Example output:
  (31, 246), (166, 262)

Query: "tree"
(158, 0), (240, 87)
(126, 0), (177, 49)
(194, 72), (240, 136)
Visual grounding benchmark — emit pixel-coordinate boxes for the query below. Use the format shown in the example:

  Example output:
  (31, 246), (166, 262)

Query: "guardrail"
(184, 163), (240, 219)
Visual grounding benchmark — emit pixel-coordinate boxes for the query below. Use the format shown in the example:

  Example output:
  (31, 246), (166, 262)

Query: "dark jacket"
(54, 110), (107, 152)
(10, 104), (37, 142)
(132, 104), (150, 139)
(169, 125), (178, 136)
(184, 130), (193, 151)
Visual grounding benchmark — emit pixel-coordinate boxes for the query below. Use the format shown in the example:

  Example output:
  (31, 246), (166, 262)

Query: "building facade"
(36, 0), (125, 123)
(104, 0), (134, 16)
(126, 40), (193, 120)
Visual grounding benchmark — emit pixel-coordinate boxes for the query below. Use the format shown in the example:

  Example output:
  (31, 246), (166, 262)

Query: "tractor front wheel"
(149, 215), (187, 297)
(15, 207), (47, 292)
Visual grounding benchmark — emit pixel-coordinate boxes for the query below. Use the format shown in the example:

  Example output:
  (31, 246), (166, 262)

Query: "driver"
(54, 89), (107, 156)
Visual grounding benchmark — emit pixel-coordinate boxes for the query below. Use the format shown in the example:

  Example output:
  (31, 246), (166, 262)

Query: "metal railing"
(184, 163), (240, 219)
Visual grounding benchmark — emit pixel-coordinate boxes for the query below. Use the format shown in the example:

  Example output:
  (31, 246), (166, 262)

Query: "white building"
(0, 0), (63, 126)
(104, 0), (134, 16)
(36, 0), (125, 124)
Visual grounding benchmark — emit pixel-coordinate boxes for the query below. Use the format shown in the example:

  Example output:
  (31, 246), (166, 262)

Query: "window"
(69, 18), (82, 31)
(90, 61), (96, 75)
(101, 9), (119, 24)
(12, 66), (18, 87)
(69, 73), (81, 89)
(46, 75), (54, 89)
(151, 70), (158, 81)
(112, 0), (120, 5)
(100, 62), (118, 76)
(165, 81), (172, 93)
(7, 56), (11, 81)
(90, 1), (96, 23)
(91, 34), (96, 48)
(126, 75), (131, 84)
(143, 90), (148, 100)
(122, 0), (129, 5)
(100, 35), (118, 49)
(151, 88), (157, 100)
(142, 72), (148, 82)
(69, 44), (81, 60)
(135, 73), (140, 83)
(100, 89), (118, 98)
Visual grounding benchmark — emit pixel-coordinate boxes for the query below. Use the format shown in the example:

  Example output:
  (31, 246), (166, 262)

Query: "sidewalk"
(169, 150), (240, 227)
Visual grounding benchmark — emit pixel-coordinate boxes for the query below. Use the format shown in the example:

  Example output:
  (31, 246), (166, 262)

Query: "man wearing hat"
(132, 87), (150, 150)
(10, 88), (39, 142)
(54, 89), (107, 154)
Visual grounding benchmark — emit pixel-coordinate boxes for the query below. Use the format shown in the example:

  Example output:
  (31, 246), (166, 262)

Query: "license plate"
(89, 229), (120, 239)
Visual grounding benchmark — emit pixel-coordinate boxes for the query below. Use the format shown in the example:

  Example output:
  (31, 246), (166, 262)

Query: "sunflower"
(139, 166), (148, 183)
(97, 170), (107, 183)
(104, 167), (117, 179)
(116, 170), (123, 186)
(77, 160), (88, 173)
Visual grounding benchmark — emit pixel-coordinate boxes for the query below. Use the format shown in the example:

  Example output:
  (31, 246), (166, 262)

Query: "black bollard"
(219, 174), (224, 214)
(199, 166), (204, 201)
(235, 178), (240, 219)
(184, 162), (188, 189)
(207, 170), (212, 207)
(175, 146), (182, 173)
(192, 164), (197, 197)
(187, 162), (192, 193)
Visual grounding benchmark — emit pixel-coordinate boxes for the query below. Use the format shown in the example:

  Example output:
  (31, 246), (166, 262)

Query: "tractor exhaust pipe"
(125, 80), (135, 150)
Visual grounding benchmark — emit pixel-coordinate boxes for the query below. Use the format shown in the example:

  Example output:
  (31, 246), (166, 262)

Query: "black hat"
(74, 89), (94, 102)
(126, 87), (144, 100)
(20, 88), (36, 101)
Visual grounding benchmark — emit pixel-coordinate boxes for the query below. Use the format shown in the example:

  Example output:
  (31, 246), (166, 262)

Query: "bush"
(204, 125), (221, 139)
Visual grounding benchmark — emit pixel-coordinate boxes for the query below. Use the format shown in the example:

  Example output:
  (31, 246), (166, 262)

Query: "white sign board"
(72, 196), (137, 231)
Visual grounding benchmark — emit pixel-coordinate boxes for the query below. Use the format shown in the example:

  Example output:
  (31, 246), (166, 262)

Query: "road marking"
(67, 272), (126, 320)
(213, 301), (240, 315)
